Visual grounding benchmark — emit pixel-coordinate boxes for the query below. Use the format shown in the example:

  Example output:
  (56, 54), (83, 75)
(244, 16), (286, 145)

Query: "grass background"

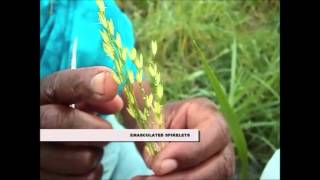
(117, 0), (280, 179)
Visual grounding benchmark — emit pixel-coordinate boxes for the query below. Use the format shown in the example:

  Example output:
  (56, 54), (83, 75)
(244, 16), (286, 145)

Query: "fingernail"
(90, 72), (106, 95)
(157, 159), (178, 175)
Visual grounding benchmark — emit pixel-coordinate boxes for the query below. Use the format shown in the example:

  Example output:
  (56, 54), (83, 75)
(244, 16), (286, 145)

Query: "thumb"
(76, 95), (124, 114)
(150, 142), (190, 176)
(151, 120), (229, 176)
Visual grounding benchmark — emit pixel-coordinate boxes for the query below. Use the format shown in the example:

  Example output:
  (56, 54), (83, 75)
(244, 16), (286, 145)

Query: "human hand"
(40, 67), (123, 180)
(134, 98), (235, 180)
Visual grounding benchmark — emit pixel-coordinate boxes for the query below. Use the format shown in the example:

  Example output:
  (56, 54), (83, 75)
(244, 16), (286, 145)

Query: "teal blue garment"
(102, 115), (153, 179)
(260, 149), (280, 180)
(40, 0), (137, 93)
(40, 0), (152, 179)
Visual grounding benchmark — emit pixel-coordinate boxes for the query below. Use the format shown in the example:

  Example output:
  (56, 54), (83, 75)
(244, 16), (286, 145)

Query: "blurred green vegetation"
(118, 0), (280, 179)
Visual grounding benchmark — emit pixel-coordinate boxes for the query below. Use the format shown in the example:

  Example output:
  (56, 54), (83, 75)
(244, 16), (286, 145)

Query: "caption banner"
(40, 129), (200, 142)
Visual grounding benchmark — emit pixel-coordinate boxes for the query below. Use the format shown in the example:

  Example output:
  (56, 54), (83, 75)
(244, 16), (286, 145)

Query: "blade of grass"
(241, 121), (279, 130)
(229, 37), (237, 106)
(193, 40), (249, 179)
(249, 132), (277, 151)
(250, 73), (280, 100)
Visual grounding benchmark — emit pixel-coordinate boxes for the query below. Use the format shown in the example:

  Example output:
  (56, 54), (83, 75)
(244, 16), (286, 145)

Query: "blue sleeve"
(40, 0), (137, 93)
(260, 149), (280, 180)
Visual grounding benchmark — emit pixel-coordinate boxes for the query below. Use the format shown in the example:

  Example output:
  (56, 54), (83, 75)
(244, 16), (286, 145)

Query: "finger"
(151, 99), (230, 175)
(76, 95), (124, 114)
(41, 143), (104, 175)
(40, 66), (118, 105)
(40, 104), (112, 129)
(40, 164), (103, 180)
(133, 143), (235, 180)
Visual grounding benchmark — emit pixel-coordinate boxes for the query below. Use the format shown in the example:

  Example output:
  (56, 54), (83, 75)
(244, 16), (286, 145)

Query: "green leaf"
(193, 40), (249, 180)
